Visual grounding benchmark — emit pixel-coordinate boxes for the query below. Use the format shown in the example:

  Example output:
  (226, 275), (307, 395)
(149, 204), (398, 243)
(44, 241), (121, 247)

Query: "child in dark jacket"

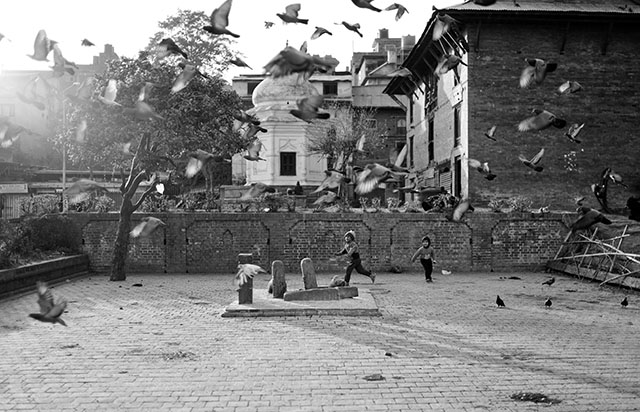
(336, 230), (375, 285)
(411, 235), (437, 282)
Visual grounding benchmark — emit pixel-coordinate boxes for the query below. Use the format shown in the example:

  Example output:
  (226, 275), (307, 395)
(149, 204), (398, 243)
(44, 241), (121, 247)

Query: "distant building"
(385, 0), (640, 209)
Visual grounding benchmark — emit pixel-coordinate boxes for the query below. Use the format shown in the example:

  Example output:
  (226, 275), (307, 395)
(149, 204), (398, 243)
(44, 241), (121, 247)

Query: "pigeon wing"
(530, 148), (545, 165)
(211, 0), (232, 27)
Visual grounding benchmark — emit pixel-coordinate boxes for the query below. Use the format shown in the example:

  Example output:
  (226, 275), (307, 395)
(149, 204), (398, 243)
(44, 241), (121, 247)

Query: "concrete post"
(238, 253), (253, 304)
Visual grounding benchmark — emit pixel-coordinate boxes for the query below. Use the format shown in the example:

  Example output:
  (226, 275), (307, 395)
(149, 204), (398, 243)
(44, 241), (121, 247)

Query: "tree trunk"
(109, 198), (134, 281)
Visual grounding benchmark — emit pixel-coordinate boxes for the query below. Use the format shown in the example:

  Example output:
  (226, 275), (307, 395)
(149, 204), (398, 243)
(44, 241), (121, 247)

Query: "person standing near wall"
(411, 235), (437, 282)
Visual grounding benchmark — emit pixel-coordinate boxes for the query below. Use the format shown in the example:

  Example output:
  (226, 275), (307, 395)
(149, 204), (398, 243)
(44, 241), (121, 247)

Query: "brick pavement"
(1, 269), (639, 412)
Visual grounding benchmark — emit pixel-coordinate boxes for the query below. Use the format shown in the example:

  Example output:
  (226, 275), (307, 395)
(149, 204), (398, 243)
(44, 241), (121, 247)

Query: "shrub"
(25, 215), (82, 253)
(20, 194), (60, 216)
(508, 196), (533, 212)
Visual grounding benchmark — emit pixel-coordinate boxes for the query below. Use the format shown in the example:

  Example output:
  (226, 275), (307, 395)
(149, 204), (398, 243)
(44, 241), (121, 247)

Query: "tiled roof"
(444, 0), (640, 15)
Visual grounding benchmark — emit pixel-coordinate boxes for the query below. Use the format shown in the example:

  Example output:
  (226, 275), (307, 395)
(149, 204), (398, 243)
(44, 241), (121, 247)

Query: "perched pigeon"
(484, 125), (497, 141)
(520, 58), (557, 88)
(355, 163), (408, 195)
(571, 206), (612, 232)
(542, 277), (555, 286)
(244, 139), (266, 161)
(277, 4), (309, 24)
(518, 109), (566, 132)
(311, 26), (333, 40)
(240, 182), (275, 200)
(446, 198), (474, 222)
(156, 38), (188, 60)
(27, 30), (55, 61)
(544, 297), (552, 307)
(351, 0), (382, 12)
(468, 158), (496, 180)
(203, 0), (240, 37)
(496, 295), (505, 307)
(340, 21), (363, 37)
(81, 38), (94, 47)
(432, 14), (459, 41)
(98, 79), (120, 106)
(264, 46), (339, 79)
(565, 123), (584, 143)
(29, 282), (67, 326)
(314, 170), (350, 193)
(558, 80), (582, 95)
(518, 148), (545, 172)
(130, 217), (166, 238)
(65, 179), (108, 204)
(385, 3), (409, 20)
(235, 263), (267, 287)
(290, 95), (330, 123)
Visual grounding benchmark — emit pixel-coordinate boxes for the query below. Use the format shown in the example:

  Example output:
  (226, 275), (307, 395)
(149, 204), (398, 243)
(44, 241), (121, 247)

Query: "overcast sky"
(0, 0), (460, 80)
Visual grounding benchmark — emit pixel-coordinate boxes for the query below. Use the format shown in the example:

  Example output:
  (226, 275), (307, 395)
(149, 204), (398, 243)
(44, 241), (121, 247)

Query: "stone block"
(300, 257), (318, 289)
(283, 286), (358, 301)
(271, 260), (287, 299)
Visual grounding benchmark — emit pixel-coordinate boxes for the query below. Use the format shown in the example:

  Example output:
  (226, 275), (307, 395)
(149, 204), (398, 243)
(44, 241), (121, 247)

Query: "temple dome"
(251, 74), (319, 110)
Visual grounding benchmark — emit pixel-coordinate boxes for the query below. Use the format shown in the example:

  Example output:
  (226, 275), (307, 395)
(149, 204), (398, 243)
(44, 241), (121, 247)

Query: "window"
(409, 96), (414, 124)
(364, 118), (377, 130)
(396, 118), (406, 135)
(454, 105), (461, 146)
(409, 136), (414, 168)
(280, 152), (296, 176)
(428, 118), (434, 163)
(453, 65), (460, 86)
(0, 104), (15, 117)
(247, 81), (261, 96)
(323, 82), (338, 96)
(454, 156), (462, 198)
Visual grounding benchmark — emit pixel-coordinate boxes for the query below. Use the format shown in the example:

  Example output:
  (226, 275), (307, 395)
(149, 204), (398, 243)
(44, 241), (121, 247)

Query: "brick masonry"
(73, 211), (572, 274)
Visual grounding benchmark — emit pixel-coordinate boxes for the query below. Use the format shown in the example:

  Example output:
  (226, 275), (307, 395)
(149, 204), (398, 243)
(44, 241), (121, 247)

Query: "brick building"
(385, 0), (640, 210)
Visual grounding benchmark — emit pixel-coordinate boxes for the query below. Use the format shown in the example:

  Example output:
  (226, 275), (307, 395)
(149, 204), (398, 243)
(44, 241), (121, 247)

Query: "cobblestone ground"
(1, 269), (639, 412)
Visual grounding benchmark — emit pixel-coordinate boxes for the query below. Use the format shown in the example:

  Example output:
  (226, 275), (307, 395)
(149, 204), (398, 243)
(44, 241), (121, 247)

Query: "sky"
(0, 0), (460, 81)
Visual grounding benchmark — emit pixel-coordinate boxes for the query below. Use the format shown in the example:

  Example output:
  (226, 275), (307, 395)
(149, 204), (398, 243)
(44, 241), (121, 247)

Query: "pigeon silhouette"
(558, 80), (582, 95)
(203, 0), (240, 37)
(81, 38), (95, 47)
(519, 58), (557, 88)
(130, 217), (166, 238)
(496, 295), (505, 307)
(277, 4), (309, 24)
(235, 264), (267, 287)
(468, 158), (496, 180)
(518, 109), (566, 132)
(571, 206), (612, 232)
(518, 148), (545, 172)
(29, 282), (67, 326)
(351, 0), (382, 12)
(542, 277), (555, 286)
(385, 3), (409, 20)
(311, 26), (333, 40)
(565, 123), (584, 143)
(341, 22), (363, 37)
(156, 38), (188, 60)
(545, 298), (552, 307)
(27, 30), (55, 61)
(290, 95), (330, 123)
(243, 139), (266, 162)
(621, 297), (628, 307)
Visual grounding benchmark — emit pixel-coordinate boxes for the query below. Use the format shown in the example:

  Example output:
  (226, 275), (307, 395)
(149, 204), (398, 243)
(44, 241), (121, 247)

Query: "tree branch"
(133, 177), (159, 211)
(124, 170), (150, 200)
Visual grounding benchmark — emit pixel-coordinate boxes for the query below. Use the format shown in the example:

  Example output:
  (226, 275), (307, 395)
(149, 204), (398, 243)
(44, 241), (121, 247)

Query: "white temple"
(232, 74), (328, 187)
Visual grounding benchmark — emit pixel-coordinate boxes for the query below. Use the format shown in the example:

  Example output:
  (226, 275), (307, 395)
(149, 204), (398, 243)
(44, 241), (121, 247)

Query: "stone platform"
(222, 288), (380, 317)
(283, 286), (359, 301)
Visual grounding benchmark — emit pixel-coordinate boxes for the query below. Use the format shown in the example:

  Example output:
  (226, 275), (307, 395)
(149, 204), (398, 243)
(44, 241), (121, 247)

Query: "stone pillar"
(238, 253), (253, 304)
(271, 260), (287, 298)
(300, 257), (318, 289)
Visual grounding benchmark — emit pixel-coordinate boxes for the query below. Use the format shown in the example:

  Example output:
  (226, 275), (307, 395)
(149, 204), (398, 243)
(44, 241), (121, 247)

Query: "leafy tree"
(146, 9), (236, 77)
(54, 56), (245, 281)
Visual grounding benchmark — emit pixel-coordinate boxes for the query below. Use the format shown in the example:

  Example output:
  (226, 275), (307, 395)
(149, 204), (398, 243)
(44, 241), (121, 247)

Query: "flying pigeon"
(229, 56), (252, 69)
(484, 125), (497, 141)
(264, 21), (275, 29)
(240, 182), (276, 200)
(264, 46), (339, 79)
(314, 191), (339, 206)
(340, 22), (363, 37)
(496, 295), (505, 307)
(243, 139), (266, 162)
(432, 14), (459, 41)
(233, 109), (260, 131)
(29, 282), (67, 326)
(311, 26), (333, 40)
(185, 149), (227, 178)
(65, 179), (108, 204)
(277, 4), (309, 24)
(565, 123), (584, 143)
(203, 0), (240, 37)
(621, 297), (629, 307)
(542, 277), (555, 286)
(0, 121), (26, 149)
(518, 109), (566, 132)
(558, 80), (582, 95)
(571, 206), (612, 232)
(81, 38), (95, 46)
(27, 30), (55, 61)
(171, 63), (198, 93)
(244, 123), (267, 140)
(124, 101), (164, 121)
(355, 163), (408, 195)
(98, 79), (120, 106)
(156, 38), (188, 60)
(290, 95), (330, 123)
(468, 158), (496, 180)
(608, 170), (627, 188)
(386, 67), (413, 78)
(544, 297), (552, 307)
(446, 198), (474, 222)
(130, 217), (166, 238)
(351, 0), (382, 12)
(51, 44), (79, 77)
(15, 76), (46, 111)
(235, 263), (267, 287)
(518, 148), (545, 172)
(519, 58), (557, 88)
(314, 170), (350, 193)
(385, 3), (409, 20)
(435, 55), (466, 76)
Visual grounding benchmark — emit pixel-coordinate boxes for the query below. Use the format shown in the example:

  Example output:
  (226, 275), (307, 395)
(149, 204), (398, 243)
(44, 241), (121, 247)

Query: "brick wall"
(74, 211), (572, 275)
(466, 19), (640, 210)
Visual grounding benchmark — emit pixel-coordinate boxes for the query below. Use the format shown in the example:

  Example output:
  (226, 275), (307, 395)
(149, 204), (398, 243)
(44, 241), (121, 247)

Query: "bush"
(20, 194), (60, 216)
(25, 215), (82, 253)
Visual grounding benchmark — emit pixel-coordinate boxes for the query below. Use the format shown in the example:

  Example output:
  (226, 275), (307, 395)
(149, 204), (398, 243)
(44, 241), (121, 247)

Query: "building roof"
(446, 0), (640, 15)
